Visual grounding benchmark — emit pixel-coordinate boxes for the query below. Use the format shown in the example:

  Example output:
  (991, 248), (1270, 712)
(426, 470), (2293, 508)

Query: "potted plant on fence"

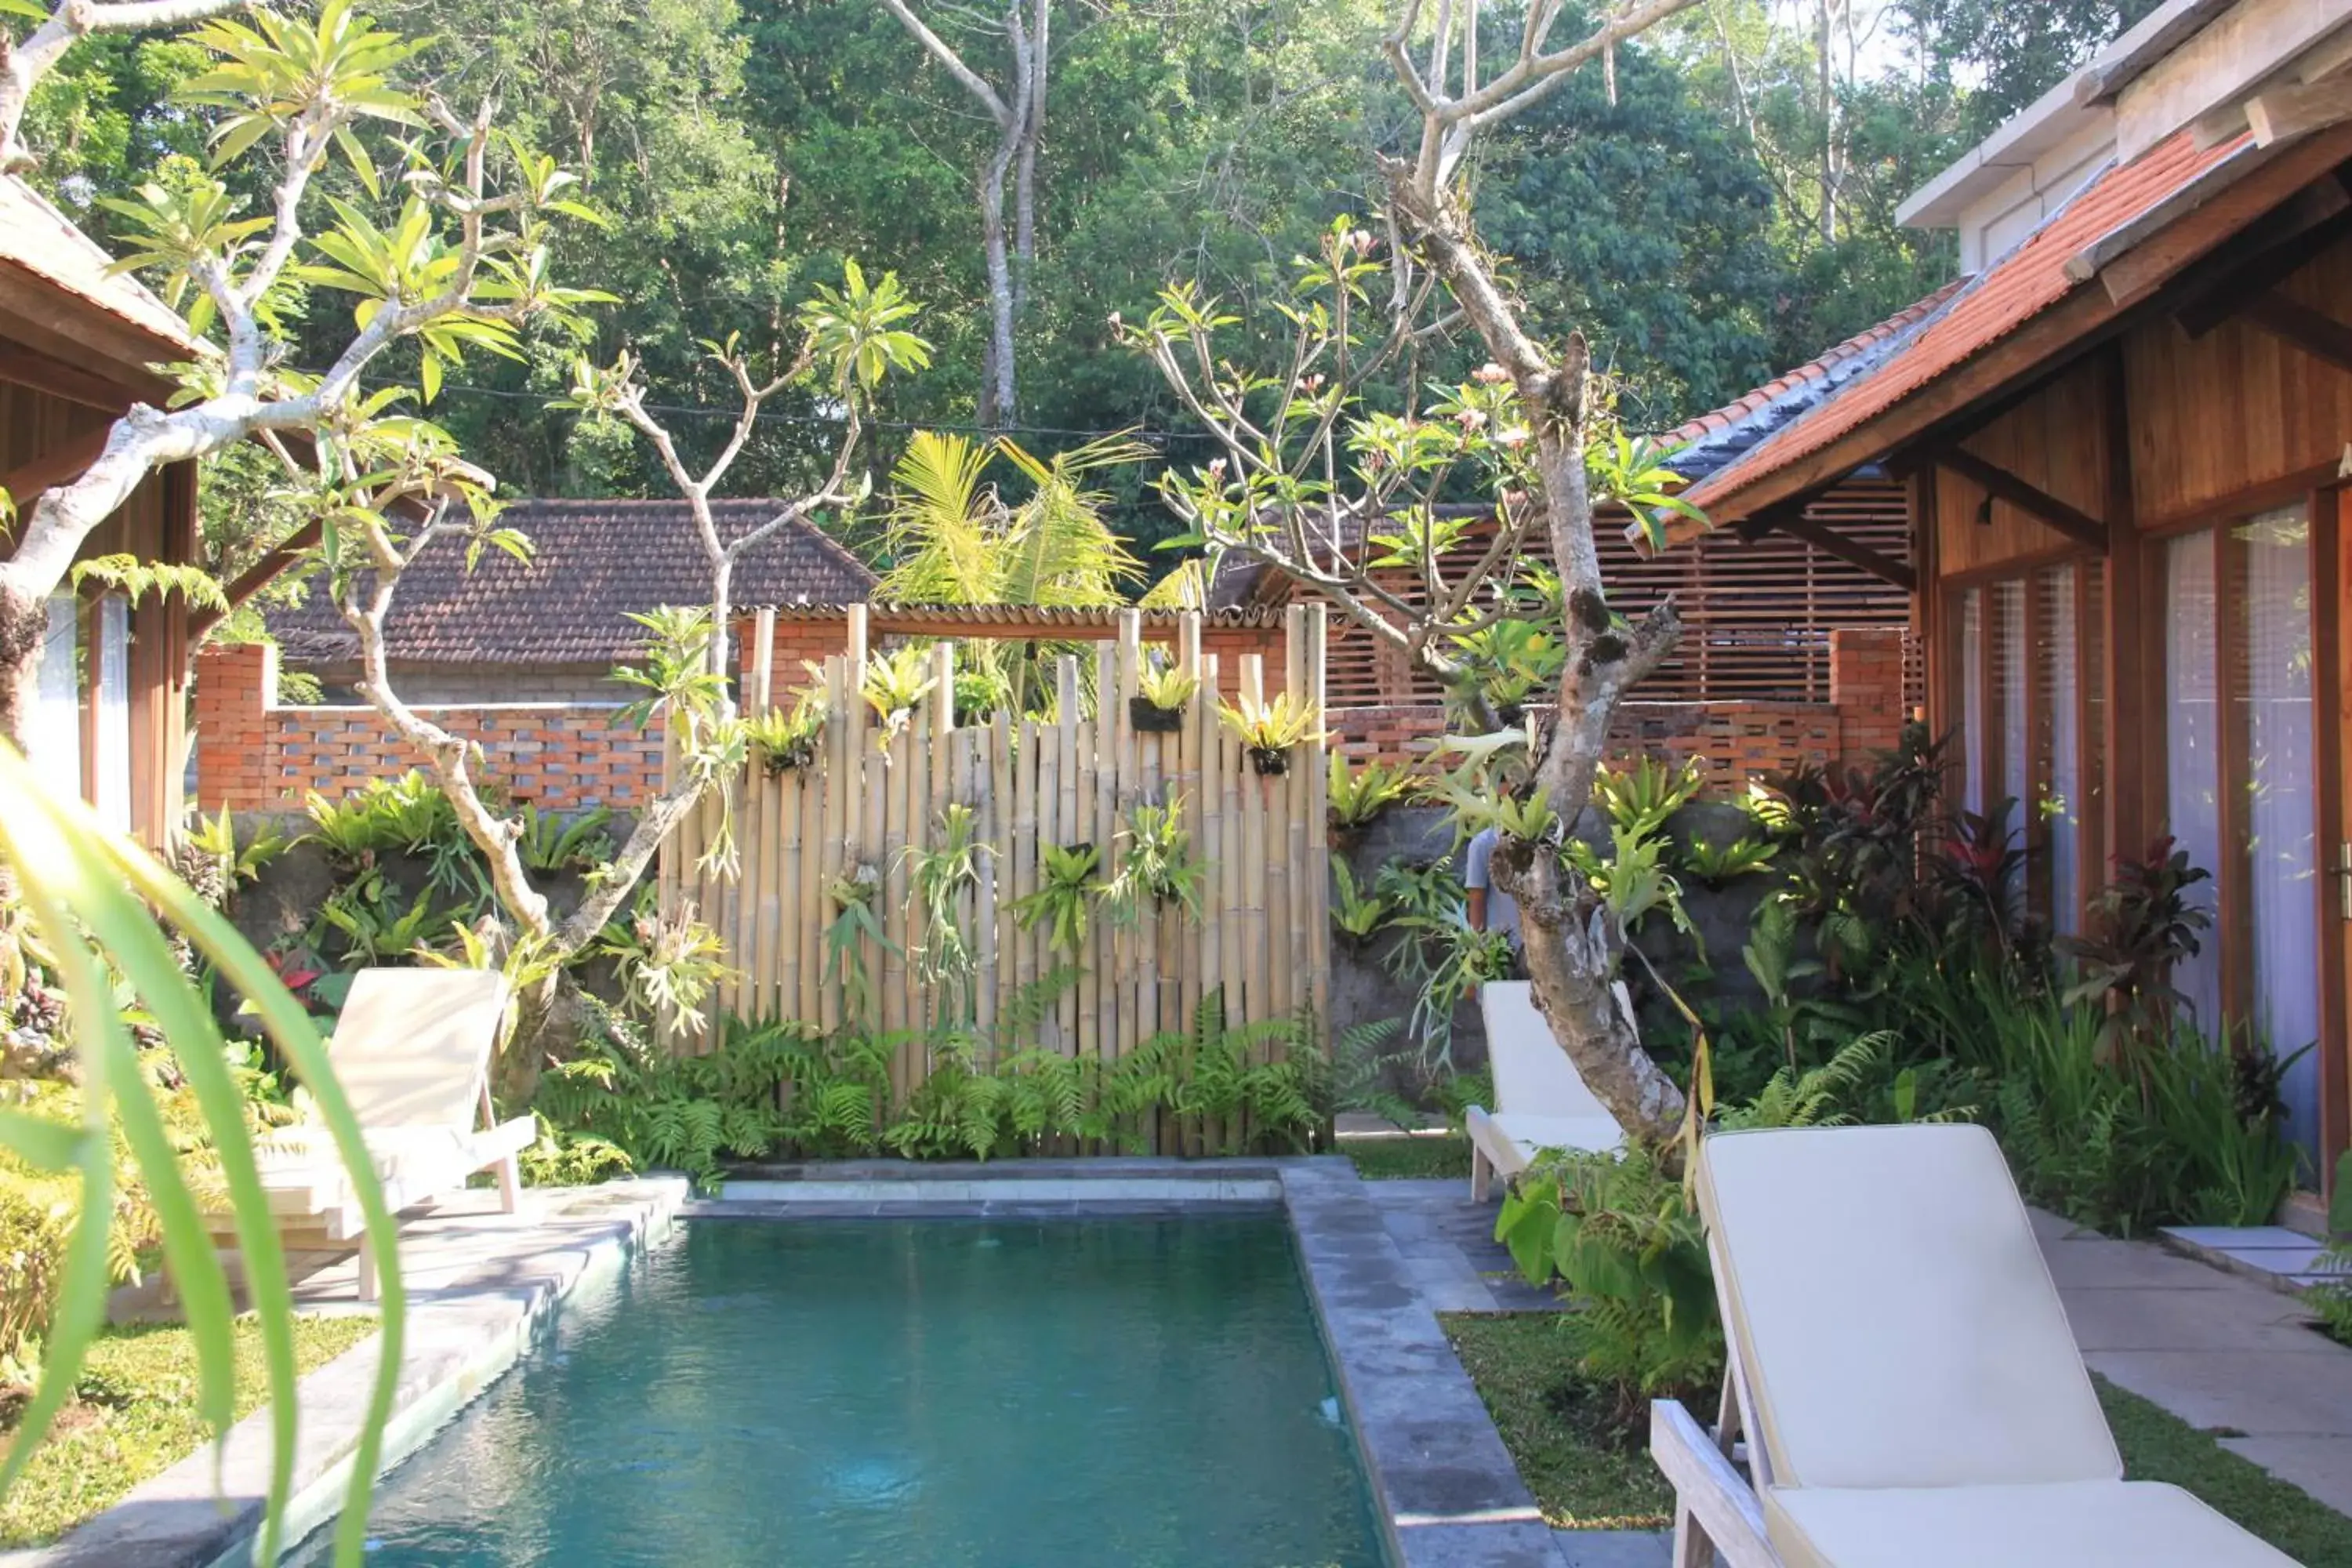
(1327, 753), (1413, 847)
(1131, 655), (1196, 733)
(1217, 691), (1325, 775)
(749, 690), (828, 774)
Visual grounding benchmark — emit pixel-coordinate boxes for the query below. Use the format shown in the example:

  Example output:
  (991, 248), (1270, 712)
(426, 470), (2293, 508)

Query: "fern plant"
(516, 803), (614, 873)
(1102, 795), (1205, 922)
(1327, 753), (1412, 837)
(598, 898), (734, 1037)
(1010, 842), (1105, 957)
(1330, 859), (1389, 948)
(1120, 992), (1326, 1156)
(902, 803), (989, 1024)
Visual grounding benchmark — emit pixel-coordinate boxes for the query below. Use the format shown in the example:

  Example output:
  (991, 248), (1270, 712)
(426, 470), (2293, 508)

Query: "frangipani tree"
(0, 0), (605, 744)
(1129, 0), (1709, 1145)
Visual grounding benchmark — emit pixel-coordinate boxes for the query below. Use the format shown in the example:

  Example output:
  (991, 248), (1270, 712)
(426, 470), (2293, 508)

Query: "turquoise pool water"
(289, 1216), (1385, 1566)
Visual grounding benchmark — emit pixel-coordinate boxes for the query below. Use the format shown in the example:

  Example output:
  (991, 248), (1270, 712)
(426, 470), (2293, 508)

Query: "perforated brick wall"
(194, 642), (666, 811)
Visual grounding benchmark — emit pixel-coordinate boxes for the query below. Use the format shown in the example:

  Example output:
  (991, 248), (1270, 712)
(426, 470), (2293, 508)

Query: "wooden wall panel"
(2125, 230), (2352, 525)
(1936, 356), (2111, 579)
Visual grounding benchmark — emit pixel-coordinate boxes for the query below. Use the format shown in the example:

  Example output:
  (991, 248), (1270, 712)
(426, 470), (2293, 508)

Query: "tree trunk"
(1386, 162), (1690, 1148)
(0, 584), (45, 756)
(978, 138), (1018, 427)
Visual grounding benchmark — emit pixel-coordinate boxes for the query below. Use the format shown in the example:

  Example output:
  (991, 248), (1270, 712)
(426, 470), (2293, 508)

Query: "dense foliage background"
(20, 0), (2158, 561)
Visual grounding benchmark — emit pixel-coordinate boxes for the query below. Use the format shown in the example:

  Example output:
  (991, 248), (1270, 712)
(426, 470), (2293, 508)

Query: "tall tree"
(0, 0), (604, 744)
(1133, 0), (1711, 1144)
(871, 0), (1050, 427)
(0, 0), (246, 171)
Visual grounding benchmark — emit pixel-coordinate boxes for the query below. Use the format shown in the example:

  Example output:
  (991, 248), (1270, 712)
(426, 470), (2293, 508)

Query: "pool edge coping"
(1, 1177), (688, 1568)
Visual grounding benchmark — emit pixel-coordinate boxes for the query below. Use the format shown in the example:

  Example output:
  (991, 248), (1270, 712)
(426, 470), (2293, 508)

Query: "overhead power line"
(321, 370), (1201, 446)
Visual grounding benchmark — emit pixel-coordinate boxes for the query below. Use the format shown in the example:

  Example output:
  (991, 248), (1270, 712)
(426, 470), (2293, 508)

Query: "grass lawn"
(1440, 1311), (1673, 1530)
(2101, 1375), (2352, 1566)
(1342, 1132), (1472, 1181)
(0, 1313), (377, 1548)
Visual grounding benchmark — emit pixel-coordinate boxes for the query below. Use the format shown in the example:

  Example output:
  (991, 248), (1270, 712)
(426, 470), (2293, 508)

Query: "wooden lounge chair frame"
(205, 968), (534, 1301)
(1465, 980), (1626, 1200)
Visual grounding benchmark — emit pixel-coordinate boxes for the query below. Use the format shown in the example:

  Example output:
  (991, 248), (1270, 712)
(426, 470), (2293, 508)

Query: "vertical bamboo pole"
(1114, 614), (1142, 1069)
(1036, 717), (1062, 1052)
(1013, 713), (1038, 1011)
(884, 720), (915, 1083)
(1305, 604), (1331, 1056)
(1055, 655), (1082, 1055)
(1279, 604), (1308, 1047)
(816, 655), (847, 1034)
(777, 768), (801, 1025)
(979, 710), (1009, 1041)
(1240, 653), (1269, 1041)
(1174, 614), (1204, 1154)
(928, 643), (955, 1034)
(1203, 650), (1229, 1016)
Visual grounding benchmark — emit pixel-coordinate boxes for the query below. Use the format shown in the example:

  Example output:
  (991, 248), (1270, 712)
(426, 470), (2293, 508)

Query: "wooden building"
(0, 176), (203, 844)
(1670, 0), (2352, 1186)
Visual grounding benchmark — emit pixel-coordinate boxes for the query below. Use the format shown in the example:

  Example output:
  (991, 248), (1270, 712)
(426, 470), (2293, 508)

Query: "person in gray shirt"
(1462, 826), (1522, 984)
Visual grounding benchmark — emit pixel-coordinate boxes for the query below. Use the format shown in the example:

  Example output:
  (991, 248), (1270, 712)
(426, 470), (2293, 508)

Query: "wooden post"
(1056, 654), (1082, 1054)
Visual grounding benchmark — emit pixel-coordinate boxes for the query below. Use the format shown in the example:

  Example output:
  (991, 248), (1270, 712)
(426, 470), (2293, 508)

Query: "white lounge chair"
(1464, 980), (1625, 1200)
(207, 967), (534, 1301)
(1650, 1123), (2300, 1568)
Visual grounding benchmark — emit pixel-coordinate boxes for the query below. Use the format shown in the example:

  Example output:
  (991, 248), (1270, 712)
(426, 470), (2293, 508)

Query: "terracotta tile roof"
(270, 498), (877, 666)
(0, 176), (198, 355)
(1685, 129), (2247, 516)
(1661, 281), (1969, 472)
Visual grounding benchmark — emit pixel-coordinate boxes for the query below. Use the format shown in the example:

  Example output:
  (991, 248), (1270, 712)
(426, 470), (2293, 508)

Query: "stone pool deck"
(10, 1178), (688, 1568)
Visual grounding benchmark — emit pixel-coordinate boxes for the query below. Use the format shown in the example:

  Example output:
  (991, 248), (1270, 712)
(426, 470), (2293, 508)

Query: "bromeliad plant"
(746, 691), (828, 775)
(861, 645), (939, 751)
(515, 803), (615, 874)
(1217, 691), (1325, 775)
(1133, 654), (1199, 732)
(822, 864), (897, 1027)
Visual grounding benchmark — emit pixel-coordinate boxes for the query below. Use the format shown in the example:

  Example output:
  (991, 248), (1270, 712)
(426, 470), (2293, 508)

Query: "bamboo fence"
(659, 605), (1333, 1136)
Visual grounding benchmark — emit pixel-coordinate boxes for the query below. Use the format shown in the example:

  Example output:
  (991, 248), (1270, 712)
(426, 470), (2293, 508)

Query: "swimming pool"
(288, 1215), (1386, 1566)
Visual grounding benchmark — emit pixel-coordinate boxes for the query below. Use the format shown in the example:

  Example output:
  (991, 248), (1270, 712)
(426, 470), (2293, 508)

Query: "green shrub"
(1497, 1145), (1720, 1418)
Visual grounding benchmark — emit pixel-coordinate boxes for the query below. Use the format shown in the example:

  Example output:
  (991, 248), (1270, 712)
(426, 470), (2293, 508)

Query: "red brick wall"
(1327, 627), (1913, 793)
(194, 643), (666, 811)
